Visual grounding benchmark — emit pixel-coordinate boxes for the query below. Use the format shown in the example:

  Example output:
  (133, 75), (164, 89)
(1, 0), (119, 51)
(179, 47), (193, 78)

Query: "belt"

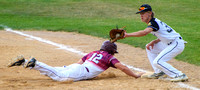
(85, 67), (89, 72)
(167, 37), (182, 45)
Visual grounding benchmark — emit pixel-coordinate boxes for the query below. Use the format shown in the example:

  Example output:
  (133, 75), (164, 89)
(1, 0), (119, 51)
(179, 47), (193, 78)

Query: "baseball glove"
(109, 27), (126, 43)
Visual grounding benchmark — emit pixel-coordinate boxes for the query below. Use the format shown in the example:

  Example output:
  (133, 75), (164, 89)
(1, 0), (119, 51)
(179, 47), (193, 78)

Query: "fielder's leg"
(145, 42), (167, 79)
(153, 40), (188, 82)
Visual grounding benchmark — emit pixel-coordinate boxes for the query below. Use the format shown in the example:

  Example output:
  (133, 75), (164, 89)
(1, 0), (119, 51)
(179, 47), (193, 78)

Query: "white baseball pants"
(33, 62), (90, 81)
(146, 37), (185, 77)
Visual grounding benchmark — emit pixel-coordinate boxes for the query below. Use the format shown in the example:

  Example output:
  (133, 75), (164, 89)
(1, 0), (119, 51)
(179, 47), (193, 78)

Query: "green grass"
(0, 0), (199, 66)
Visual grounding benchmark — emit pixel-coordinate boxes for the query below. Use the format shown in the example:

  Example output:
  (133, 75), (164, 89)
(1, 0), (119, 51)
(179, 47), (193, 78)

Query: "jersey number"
(88, 53), (103, 64)
(160, 21), (173, 33)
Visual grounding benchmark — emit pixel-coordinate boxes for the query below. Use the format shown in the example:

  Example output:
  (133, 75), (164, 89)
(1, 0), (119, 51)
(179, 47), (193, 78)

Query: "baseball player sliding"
(8, 41), (144, 82)
(124, 4), (188, 82)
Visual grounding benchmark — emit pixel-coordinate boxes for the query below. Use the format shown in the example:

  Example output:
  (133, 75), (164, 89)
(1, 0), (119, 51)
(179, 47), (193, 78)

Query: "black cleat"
(8, 55), (25, 67)
(25, 58), (36, 68)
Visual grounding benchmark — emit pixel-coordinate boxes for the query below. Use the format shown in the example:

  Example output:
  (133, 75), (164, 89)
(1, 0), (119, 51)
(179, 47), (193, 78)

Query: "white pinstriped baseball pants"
(146, 37), (185, 77)
(33, 62), (90, 81)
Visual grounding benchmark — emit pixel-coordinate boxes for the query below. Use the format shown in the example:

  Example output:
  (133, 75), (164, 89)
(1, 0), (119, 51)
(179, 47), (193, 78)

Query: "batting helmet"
(100, 41), (118, 55)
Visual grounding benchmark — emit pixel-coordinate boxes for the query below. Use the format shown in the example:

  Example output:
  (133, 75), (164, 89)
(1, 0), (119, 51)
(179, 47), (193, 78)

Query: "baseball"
(116, 33), (120, 38)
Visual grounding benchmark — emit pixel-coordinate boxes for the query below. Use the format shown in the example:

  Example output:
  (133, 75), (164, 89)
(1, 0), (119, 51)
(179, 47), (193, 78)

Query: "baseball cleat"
(8, 55), (25, 67)
(170, 74), (188, 82)
(144, 71), (165, 79)
(25, 58), (37, 68)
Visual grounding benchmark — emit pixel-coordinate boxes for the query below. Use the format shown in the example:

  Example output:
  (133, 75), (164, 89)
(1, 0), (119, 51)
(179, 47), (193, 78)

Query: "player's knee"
(145, 44), (149, 50)
(153, 60), (164, 69)
(146, 46), (151, 52)
(145, 47), (148, 51)
(153, 60), (159, 67)
(145, 44), (148, 47)
(51, 75), (67, 81)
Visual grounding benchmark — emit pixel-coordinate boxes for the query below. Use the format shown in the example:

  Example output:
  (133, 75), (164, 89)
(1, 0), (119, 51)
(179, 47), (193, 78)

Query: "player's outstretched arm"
(114, 62), (144, 78)
(125, 28), (153, 37)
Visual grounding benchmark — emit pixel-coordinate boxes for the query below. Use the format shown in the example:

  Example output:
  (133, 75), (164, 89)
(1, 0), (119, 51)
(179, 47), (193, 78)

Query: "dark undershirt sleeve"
(147, 20), (159, 31)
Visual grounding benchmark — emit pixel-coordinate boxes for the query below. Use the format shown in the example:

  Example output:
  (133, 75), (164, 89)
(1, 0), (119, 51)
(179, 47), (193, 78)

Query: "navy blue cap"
(136, 4), (152, 14)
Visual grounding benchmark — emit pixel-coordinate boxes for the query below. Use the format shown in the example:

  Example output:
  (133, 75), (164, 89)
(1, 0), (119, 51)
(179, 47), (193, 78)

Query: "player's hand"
(135, 72), (145, 78)
(146, 41), (155, 50)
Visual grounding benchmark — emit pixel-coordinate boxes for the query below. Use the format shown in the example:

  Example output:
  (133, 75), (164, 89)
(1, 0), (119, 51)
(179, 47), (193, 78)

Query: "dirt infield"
(0, 30), (199, 90)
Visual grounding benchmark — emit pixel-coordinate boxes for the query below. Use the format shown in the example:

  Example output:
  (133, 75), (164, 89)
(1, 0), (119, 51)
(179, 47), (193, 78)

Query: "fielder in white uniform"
(124, 4), (188, 82)
(8, 41), (144, 82)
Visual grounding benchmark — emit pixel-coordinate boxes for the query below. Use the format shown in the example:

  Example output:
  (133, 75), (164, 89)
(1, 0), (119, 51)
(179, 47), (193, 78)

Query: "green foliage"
(0, 0), (199, 66)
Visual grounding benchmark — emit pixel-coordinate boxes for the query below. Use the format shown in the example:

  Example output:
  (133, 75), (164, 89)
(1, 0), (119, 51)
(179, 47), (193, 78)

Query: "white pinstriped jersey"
(148, 18), (181, 44)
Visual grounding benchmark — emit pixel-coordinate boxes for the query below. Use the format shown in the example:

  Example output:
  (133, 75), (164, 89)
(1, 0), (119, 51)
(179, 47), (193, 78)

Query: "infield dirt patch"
(0, 30), (199, 90)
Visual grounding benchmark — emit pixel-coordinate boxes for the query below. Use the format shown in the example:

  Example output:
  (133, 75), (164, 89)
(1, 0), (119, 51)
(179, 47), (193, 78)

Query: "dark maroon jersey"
(82, 50), (120, 70)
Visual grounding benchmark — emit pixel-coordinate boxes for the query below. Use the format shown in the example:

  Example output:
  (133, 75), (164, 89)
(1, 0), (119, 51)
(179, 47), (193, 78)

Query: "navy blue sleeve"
(147, 18), (159, 31)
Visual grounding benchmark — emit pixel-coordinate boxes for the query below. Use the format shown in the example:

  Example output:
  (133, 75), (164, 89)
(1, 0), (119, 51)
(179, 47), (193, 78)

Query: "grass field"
(0, 0), (199, 66)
